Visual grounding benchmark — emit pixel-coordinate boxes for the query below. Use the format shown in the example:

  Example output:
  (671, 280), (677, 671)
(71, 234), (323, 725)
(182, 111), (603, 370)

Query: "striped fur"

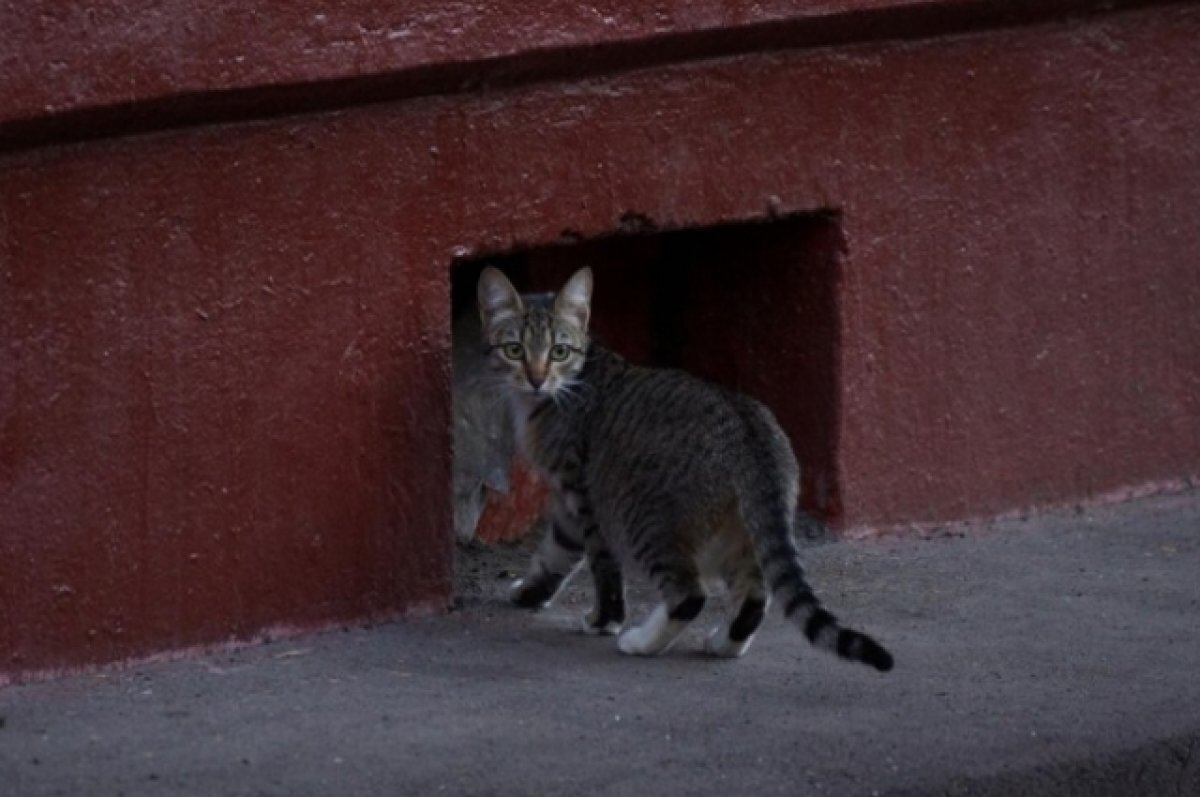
(478, 267), (892, 671)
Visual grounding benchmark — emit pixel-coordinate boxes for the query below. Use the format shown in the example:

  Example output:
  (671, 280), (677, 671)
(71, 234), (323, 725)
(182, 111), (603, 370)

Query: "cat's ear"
(554, 267), (593, 332)
(477, 267), (523, 325)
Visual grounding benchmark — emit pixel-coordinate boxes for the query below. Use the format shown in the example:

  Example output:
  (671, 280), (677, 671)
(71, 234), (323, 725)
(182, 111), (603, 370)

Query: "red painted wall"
(0, 0), (1172, 150)
(3, 1), (1199, 679)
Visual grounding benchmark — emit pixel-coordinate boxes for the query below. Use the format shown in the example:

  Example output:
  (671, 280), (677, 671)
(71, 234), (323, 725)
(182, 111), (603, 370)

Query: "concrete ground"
(2, 491), (1198, 797)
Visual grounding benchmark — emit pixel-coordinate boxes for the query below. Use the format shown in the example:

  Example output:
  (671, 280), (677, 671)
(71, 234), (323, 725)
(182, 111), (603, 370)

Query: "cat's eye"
(549, 344), (571, 362)
(501, 342), (524, 360)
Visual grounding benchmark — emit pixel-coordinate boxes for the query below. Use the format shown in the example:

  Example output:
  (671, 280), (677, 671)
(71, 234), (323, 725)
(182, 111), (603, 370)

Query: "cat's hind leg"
(705, 566), (770, 658)
(617, 565), (705, 657)
(580, 522), (625, 635)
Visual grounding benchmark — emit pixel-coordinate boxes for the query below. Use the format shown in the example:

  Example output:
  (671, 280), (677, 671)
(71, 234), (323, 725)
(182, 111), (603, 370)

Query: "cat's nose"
(525, 364), (547, 390)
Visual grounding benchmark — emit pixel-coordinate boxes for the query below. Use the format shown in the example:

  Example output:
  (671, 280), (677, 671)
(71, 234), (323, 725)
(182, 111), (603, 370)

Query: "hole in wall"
(449, 211), (845, 558)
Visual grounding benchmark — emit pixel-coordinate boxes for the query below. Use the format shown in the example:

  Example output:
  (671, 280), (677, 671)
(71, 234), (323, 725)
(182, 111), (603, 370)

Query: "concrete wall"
(3, 0), (1198, 680)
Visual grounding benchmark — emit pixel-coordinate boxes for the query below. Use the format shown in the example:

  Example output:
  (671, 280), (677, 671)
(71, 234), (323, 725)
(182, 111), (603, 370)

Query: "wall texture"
(2, 0), (1198, 680)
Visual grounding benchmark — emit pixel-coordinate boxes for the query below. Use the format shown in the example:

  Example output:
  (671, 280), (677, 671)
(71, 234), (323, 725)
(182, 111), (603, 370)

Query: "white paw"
(704, 627), (751, 658)
(580, 612), (622, 636)
(617, 604), (677, 656)
(617, 627), (654, 656)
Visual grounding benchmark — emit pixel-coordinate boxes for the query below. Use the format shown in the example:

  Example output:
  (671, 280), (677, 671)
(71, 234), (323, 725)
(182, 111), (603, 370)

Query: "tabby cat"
(477, 266), (892, 671)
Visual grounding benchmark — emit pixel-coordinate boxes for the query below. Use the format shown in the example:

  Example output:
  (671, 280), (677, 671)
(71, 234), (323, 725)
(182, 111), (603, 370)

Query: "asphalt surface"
(2, 491), (1199, 796)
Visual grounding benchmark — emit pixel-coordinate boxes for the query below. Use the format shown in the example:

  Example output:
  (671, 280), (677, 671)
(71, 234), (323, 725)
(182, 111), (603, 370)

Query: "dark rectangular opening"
(451, 211), (845, 533)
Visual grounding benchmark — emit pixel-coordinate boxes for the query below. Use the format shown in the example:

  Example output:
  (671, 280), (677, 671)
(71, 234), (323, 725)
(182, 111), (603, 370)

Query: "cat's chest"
(509, 396), (554, 455)
(515, 401), (584, 484)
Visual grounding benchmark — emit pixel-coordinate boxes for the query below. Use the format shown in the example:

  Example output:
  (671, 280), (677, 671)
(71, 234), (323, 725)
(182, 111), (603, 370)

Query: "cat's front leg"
(508, 517), (585, 610)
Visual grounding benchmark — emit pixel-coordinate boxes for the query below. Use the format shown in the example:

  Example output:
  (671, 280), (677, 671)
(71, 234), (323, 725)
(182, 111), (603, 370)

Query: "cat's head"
(476, 267), (592, 400)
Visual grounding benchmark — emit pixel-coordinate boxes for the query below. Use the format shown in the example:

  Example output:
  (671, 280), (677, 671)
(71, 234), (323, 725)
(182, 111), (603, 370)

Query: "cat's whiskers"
(555, 376), (595, 409)
(466, 373), (525, 410)
(554, 384), (587, 409)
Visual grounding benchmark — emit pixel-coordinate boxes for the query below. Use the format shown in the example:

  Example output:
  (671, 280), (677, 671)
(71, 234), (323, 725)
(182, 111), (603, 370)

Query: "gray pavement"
(2, 491), (1199, 796)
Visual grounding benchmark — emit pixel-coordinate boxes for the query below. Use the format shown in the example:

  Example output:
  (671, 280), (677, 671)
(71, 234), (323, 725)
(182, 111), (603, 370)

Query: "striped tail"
(754, 508), (893, 672)
(729, 398), (892, 672)
(736, 408), (893, 672)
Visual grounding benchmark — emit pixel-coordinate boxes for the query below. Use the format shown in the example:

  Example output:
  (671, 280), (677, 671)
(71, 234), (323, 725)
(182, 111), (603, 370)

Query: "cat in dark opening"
(477, 266), (892, 671)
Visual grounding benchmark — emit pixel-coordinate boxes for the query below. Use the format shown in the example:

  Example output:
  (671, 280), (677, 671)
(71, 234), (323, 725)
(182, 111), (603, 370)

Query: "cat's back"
(582, 351), (796, 488)
(588, 355), (730, 434)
